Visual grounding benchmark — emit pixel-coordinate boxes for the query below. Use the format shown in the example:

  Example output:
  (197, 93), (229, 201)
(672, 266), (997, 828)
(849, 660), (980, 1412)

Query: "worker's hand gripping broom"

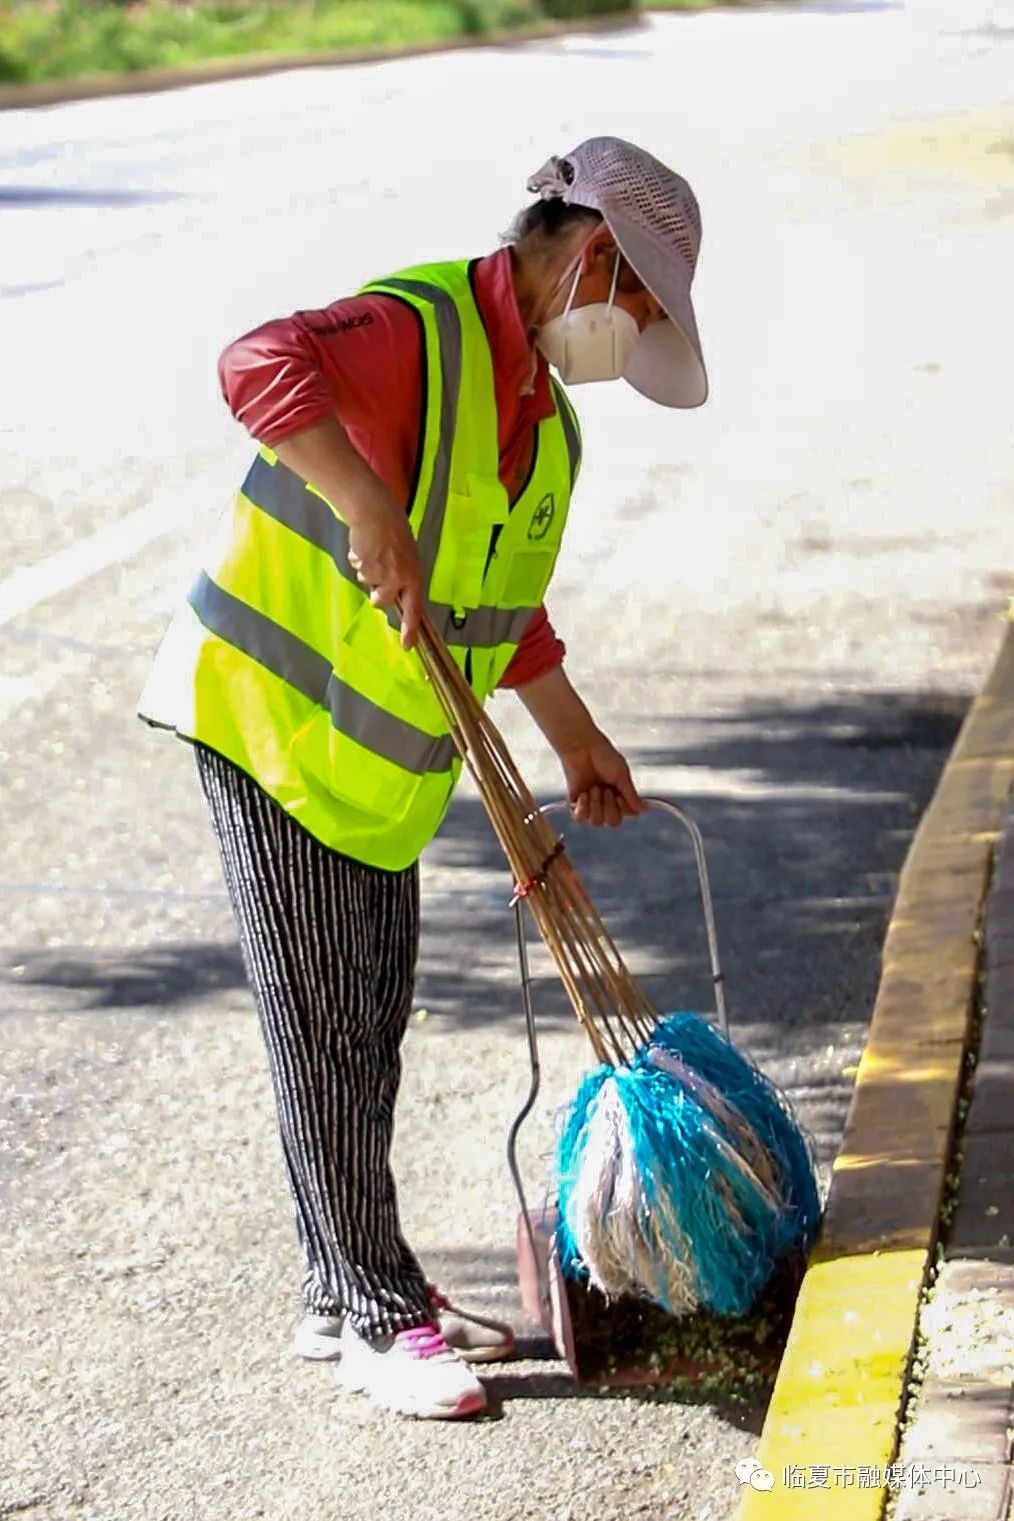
(414, 612), (821, 1317)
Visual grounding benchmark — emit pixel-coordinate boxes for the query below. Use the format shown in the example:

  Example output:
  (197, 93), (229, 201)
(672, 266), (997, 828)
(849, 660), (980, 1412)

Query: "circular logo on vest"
(528, 493), (556, 541)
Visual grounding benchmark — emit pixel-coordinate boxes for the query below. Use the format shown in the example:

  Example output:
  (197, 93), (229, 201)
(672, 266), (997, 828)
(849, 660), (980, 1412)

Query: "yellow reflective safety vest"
(138, 259), (582, 870)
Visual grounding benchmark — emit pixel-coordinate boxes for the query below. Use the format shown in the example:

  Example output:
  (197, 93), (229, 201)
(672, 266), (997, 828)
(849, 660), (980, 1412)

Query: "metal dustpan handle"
(507, 795), (728, 1319)
(636, 796), (727, 1034)
(506, 897), (548, 1317)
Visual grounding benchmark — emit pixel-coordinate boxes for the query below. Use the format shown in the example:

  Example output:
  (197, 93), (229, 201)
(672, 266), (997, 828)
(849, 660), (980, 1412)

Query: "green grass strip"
(0, 0), (566, 85)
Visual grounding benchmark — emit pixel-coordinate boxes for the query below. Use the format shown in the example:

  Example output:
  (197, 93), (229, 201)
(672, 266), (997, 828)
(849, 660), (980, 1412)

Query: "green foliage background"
(0, 0), (643, 84)
(7, 0), (778, 86)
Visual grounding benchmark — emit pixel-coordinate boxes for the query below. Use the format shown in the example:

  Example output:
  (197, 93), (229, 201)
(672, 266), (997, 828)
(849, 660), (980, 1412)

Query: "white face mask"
(535, 249), (640, 385)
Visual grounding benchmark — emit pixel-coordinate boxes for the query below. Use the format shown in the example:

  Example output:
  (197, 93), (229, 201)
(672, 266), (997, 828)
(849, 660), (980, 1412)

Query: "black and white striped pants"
(194, 743), (432, 1339)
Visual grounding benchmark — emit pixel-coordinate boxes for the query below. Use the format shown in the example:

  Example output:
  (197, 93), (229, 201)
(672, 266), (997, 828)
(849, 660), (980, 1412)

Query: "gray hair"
(500, 197), (602, 246)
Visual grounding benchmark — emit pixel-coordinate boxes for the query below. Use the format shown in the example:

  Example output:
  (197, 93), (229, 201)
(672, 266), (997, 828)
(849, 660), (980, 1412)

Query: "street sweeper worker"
(138, 136), (707, 1422)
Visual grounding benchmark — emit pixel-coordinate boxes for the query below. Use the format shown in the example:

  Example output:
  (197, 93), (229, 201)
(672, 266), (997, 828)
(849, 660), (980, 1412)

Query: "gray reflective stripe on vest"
(429, 601), (537, 647)
(188, 571), (457, 776)
(241, 451), (365, 593)
(240, 456), (539, 650)
(372, 277), (462, 574)
(550, 378), (581, 489)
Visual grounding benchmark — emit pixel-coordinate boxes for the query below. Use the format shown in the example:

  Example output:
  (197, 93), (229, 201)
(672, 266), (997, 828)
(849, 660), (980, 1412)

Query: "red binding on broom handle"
(509, 838), (566, 908)
(520, 798), (727, 1035)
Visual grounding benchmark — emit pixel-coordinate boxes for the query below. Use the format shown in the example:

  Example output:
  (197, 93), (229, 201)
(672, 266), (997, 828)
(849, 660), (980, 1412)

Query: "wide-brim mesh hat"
(526, 136), (707, 408)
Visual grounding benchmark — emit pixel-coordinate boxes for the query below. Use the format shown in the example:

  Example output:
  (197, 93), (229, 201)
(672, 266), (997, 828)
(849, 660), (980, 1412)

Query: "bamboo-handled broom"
(414, 610), (821, 1317)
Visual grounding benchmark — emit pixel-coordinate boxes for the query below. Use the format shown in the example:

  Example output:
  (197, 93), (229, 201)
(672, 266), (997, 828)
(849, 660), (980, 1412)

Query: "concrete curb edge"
(737, 620), (1014, 1519)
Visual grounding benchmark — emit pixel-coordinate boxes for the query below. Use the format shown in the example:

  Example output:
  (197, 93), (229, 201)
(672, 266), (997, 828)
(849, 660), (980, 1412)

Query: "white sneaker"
(293, 1314), (345, 1361)
(334, 1317), (487, 1420)
(294, 1286), (516, 1365)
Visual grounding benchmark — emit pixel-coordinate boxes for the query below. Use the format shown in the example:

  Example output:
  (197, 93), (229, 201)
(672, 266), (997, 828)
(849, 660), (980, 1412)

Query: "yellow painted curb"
(0, 10), (638, 112)
(738, 1251), (925, 1515)
(737, 623), (1014, 1521)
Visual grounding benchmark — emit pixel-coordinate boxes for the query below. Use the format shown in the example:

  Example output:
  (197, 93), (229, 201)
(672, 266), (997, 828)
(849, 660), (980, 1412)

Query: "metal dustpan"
(507, 796), (729, 1385)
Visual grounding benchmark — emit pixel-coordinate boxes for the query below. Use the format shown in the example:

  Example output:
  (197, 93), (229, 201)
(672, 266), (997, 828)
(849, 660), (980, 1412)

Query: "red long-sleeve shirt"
(217, 246), (566, 688)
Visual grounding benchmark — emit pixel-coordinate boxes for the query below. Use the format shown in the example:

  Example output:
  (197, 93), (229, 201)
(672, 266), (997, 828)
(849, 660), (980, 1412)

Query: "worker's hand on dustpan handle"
(559, 731), (648, 829)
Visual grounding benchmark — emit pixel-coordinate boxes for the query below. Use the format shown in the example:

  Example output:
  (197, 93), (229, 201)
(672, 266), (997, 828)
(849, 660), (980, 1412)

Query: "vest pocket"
(289, 706), (426, 824)
(498, 547), (559, 608)
(428, 474), (508, 612)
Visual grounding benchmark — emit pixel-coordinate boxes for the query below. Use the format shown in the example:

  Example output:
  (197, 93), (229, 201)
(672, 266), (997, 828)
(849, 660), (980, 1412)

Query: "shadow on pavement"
(786, 1), (903, 14)
(0, 186), (189, 207)
(478, 1367), (765, 1430)
(418, 689), (965, 1035)
(0, 941), (246, 1010)
(2, 692), (965, 1100)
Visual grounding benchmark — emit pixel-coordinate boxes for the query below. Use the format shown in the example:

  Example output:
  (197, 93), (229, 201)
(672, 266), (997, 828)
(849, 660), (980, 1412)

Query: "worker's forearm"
(513, 664), (600, 754)
(274, 418), (424, 645)
(273, 419), (403, 528)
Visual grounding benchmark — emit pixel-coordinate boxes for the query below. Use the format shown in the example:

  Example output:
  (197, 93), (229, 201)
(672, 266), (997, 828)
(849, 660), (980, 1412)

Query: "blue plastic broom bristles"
(555, 1011), (822, 1318)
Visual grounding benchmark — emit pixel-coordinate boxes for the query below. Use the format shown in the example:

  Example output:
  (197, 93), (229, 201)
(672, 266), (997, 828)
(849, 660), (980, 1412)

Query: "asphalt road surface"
(2, 3), (1012, 1518)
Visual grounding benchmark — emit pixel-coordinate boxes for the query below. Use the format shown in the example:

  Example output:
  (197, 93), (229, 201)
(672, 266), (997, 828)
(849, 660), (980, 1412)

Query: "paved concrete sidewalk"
(891, 805), (1014, 1520)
